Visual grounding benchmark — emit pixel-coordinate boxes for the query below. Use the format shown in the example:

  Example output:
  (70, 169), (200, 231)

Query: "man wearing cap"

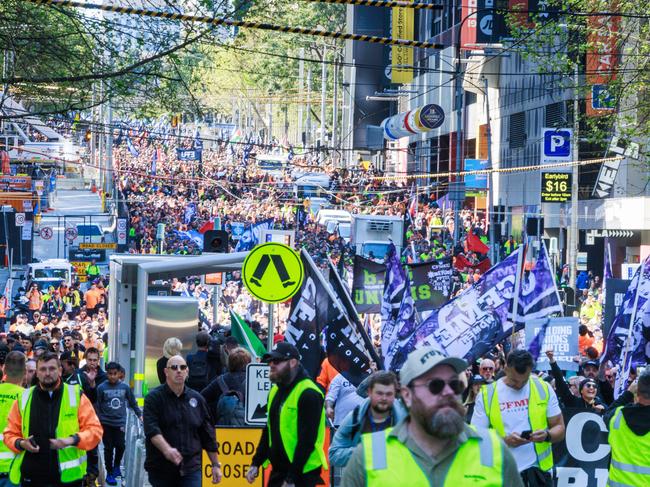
(246, 342), (327, 487)
(581, 359), (614, 405)
(342, 347), (522, 486)
(472, 350), (565, 487)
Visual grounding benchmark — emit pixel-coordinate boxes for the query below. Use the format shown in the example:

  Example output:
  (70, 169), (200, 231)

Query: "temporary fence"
(124, 408), (147, 486)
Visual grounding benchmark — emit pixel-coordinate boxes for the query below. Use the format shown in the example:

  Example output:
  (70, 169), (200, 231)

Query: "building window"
(545, 102), (565, 128)
(509, 111), (526, 149)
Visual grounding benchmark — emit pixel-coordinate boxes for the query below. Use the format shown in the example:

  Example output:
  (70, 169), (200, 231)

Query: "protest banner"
(552, 409), (610, 486)
(525, 318), (579, 371)
(352, 255), (385, 313)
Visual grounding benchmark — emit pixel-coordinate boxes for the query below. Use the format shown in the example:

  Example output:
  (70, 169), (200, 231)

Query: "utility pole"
(483, 77), (496, 264)
(306, 67), (312, 148)
(268, 100), (273, 144)
(320, 46), (328, 149)
(332, 55), (340, 166)
(569, 63), (580, 289)
(298, 48), (304, 146)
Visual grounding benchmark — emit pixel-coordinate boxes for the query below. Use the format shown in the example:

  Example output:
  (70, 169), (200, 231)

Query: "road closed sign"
(245, 363), (271, 426)
(201, 428), (263, 487)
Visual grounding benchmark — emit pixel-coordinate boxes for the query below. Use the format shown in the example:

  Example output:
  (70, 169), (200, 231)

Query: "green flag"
(230, 309), (267, 359)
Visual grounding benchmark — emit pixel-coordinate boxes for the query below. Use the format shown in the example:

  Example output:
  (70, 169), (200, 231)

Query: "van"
(25, 259), (73, 291)
(316, 209), (351, 226)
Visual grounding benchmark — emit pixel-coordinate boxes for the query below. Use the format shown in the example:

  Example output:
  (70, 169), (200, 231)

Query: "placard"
(525, 317), (579, 371)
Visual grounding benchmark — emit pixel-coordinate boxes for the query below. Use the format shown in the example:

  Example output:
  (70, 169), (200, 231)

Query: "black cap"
(262, 342), (300, 363)
(60, 351), (78, 362)
(471, 374), (486, 384)
(583, 360), (599, 369)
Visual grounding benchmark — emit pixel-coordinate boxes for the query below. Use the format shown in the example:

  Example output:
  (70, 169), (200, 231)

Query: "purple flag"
(527, 318), (551, 361)
(380, 243), (407, 365)
(603, 238), (613, 301)
(602, 254), (650, 397)
(384, 274), (418, 371)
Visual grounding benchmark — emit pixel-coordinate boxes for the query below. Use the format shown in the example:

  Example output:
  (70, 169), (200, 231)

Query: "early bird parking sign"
(242, 242), (304, 303)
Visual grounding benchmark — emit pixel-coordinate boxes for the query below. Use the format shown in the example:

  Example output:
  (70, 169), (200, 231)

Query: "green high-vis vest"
(10, 383), (87, 484)
(265, 379), (327, 473)
(608, 406), (650, 487)
(0, 383), (23, 473)
(481, 377), (554, 472)
(362, 425), (504, 486)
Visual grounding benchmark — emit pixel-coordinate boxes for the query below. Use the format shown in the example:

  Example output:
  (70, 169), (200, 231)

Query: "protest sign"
(352, 255), (385, 313)
(525, 318), (579, 371)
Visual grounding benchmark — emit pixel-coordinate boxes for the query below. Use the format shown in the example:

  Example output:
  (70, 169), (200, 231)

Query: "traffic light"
(203, 230), (229, 253)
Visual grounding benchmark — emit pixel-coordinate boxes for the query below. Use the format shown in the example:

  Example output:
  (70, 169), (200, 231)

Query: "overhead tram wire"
(303, 0), (442, 9)
(25, 0), (443, 49)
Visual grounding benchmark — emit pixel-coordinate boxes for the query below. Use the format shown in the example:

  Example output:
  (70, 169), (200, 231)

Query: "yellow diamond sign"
(242, 242), (304, 303)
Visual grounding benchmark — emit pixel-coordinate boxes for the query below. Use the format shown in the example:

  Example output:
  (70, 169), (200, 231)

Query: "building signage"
(541, 172), (571, 202)
(541, 128), (572, 165)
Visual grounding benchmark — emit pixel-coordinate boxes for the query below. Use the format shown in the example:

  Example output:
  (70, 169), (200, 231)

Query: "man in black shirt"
(143, 354), (222, 487)
(246, 342), (327, 487)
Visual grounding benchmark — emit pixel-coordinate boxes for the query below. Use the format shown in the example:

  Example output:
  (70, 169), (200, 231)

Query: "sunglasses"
(412, 378), (465, 395)
(480, 366), (494, 371)
(583, 383), (597, 389)
(168, 364), (188, 371)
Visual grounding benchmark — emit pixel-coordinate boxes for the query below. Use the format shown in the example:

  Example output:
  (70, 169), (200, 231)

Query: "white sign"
(117, 218), (127, 245)
(621, 263), (641, 280)
(541, 128), (573, 166)
(23, 200), (33, 212)
(577, 252), (588, 271)
(65, 227), (78, 241)
(245, 363), (271, 425)
(35, 180), (44, 196)
(15, 213), (25, 226)
(260, 229), (295, 248)
(22, 221), (32, 240)
(592, 158), (622, 199)
(39, 226), (53, 240)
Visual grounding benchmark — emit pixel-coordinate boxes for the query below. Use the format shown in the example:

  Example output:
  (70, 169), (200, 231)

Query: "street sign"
(260, 229), (295, 248)
(117, 217), (127, 245)
(591, 84), (615, 111)
(242, 242), (304, 303)
(34, 180), (44, 196)
(70, 261), (89, 282)
(22, 221), (32, 241)
(205, 273), (222, 285)
(577, 252), (588, 271)
(39, 226), (53, 240)
(15, 213), (25, 226)
(79, 242), (117, 250)
(245, 363), (271, 426)
(23, 200), (33, 212)
(541, 172), (572, 202)
(201, 428), (263, 487)
(586, 229), (634, 242)
(65, 227), (78, 241)
(541, 128), (572, 165)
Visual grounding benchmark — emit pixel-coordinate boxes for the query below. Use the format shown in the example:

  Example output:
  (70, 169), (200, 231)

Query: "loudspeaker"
(526, 217), (545, 237)
(203, 230), (229, 253)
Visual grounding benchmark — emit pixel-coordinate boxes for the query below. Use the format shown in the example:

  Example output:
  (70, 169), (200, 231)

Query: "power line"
(25, 0), (444, 49)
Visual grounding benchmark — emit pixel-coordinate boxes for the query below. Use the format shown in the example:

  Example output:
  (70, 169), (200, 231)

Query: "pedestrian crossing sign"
(242, 242), (304, 303)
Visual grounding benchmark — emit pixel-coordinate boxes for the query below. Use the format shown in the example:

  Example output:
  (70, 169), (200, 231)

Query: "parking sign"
(541, 128), (572, 165)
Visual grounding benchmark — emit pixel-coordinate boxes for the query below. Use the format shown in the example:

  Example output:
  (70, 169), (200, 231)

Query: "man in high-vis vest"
(472, 350), (565, 487)
(3, 351), (103, 487)
(605, 368), (650, 487)
(341, 347), (523, 486)
(246, 342), (327, 487)
(0, 351), (26, 487)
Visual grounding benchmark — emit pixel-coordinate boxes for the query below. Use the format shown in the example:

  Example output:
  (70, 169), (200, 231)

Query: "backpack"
(215, 376), (246, 426)
(187, 352), (209, 390)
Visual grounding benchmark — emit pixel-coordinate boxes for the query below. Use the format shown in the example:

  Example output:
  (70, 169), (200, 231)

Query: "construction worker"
(0, 351), (26, 487)
(472, 350), (565, 486)
(3, 351), (103, 487)
(246, 342), (327, 487)
(86, 259), (101, 281)
(605, 368), (650, 487)
(342, 347), (523, 486)
(503, 235), (518, 256)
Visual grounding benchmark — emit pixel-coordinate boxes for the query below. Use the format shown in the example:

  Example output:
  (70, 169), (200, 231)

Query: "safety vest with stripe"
(362, 425), (504, 486)
(0, 383), (23, 473)
(481, 376), (554, 471)
(265, 379), (327, 473)
(607, 406), (650, 487)
(9, 383), (87, 484)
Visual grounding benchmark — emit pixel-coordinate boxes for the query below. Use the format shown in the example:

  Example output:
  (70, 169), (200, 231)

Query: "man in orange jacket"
(3, 351), (103, 487)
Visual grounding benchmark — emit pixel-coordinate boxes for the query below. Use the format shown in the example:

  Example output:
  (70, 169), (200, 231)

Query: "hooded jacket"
(604, 391), (650, 437)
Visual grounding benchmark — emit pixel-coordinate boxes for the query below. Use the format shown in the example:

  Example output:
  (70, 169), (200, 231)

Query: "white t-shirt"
(471, 378), (561, 472)
(326, 374), (364, 426)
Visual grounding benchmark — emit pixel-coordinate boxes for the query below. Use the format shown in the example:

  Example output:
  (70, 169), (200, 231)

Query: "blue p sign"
(544, 129), (571, 158)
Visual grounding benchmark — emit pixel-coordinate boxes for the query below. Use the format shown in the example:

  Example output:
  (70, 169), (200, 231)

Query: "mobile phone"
(520, 430), (532, 440)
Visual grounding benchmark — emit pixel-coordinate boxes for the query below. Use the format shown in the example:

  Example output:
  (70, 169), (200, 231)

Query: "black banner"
(552, 408), (610, 486)
(352, 256), (385, 313)
(286, 251), (329, 379)
(352, 256), (453, 313)
(68, 248), (107, 262)
(604, 279), (631, 338)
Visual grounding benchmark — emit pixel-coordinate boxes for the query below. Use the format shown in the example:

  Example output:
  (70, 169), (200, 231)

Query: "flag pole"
(510, 244), (526, 347)
(267, 303), (275, 352)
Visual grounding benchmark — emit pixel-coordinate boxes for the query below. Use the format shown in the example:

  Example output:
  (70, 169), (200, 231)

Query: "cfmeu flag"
(602, 255), (650, 397)
(230, 309), (266, 360)
(380, 243), (407, 363)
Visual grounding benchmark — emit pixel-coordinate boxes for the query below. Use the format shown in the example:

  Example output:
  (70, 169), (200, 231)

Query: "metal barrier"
(124, 408), (146, 486)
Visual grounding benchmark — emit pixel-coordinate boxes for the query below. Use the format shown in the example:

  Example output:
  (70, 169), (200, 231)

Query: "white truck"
(24, 259), (73, 291)
(350, 214), (404, 261)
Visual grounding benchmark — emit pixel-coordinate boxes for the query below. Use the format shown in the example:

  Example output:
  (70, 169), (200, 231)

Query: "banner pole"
(510, 245), (526, 347)
(267, 303), (275, 352)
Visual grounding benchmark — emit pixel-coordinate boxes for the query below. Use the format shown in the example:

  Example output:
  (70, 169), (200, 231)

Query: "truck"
(350, 214), (404, 261)
(23, 259), (73, 291)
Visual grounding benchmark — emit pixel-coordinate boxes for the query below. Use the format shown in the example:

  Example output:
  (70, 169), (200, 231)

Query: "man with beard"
(3, 352), (103, 487)
(472, 350), (565, 487)
(246, 342), (327, 487)
(342, 347), (522, 486)
(329, 371), (407, 467)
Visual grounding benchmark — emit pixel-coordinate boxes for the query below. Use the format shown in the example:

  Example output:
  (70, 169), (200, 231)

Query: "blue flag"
(183, 203), (197, 224)
(602, 254), (650, 397)
(126, 136), (139, 157)
(234, 219), (273, 252)
(383, 244), (563, 367)
(380, 243), (407, 365)
(527, 318), (551, 362)
(384, 274), (418, 371)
